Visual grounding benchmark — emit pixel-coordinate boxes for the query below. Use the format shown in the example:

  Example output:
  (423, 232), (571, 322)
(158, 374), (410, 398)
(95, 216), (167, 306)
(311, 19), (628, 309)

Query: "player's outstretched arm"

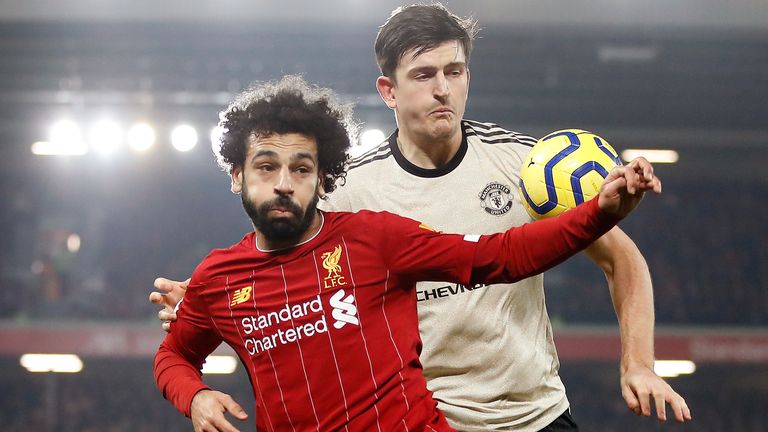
(586, 229), (692, 422)
(190, 389), (248, 432)
(149, 277), (188, 332)
(597, 157), (661, 218)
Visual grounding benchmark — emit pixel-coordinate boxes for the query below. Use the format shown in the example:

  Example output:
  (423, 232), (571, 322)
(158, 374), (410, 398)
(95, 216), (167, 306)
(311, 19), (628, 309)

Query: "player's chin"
(430, 121), (458, 139)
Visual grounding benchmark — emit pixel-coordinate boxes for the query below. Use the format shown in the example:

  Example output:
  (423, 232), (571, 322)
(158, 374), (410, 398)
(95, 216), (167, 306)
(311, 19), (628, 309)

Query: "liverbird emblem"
(321, 245), (343, 279)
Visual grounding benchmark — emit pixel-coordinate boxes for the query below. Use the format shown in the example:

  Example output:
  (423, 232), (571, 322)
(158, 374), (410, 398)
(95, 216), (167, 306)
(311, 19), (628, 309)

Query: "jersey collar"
(388, 122), (468, 178)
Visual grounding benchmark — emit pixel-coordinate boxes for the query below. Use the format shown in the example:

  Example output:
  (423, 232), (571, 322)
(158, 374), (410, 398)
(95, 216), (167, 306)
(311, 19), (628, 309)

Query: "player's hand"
(621, 363), (692, 423)
(190, 390), (248, 432)
(598, 157), (661, 218)
(149, 277), (188, 332)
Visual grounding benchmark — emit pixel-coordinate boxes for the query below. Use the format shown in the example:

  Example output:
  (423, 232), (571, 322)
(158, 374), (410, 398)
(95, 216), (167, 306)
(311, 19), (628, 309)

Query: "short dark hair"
(375, 3), (479, 79)
(215, 75), (356, 194)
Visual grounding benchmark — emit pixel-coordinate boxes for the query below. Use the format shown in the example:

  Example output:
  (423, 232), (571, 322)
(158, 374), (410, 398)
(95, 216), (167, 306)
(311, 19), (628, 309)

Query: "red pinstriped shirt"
(154, 199), (618, 431)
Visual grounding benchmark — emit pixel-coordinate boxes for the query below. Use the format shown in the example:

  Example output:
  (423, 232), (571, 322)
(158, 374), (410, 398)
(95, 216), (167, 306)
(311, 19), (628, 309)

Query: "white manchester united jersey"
(319, 120), (569, 431)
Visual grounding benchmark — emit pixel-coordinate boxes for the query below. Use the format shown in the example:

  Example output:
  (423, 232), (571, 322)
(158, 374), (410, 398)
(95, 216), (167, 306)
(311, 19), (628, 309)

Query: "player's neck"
(396, 129), (462, 169)
(254, 211), (324, 252)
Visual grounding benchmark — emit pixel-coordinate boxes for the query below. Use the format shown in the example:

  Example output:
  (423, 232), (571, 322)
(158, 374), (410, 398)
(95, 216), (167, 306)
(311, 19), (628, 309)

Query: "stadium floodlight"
(66, 233), (81, 253)
(88, 119), (123, 154)
(33, 120), (88, 156)
(360, 128), (385, 148)
(654, 360), (696, 378)
(350, 128), (385, 158)
(201, 355), (238, 374)
(31, 141), (88, 156)
(171, 124), (198, 152)
(621, 149), (679, 164)
(210, 125), (224, 153)
(50, 120), (82, 145)
(20, 354), (83, 373)
(127, 123), (156, 152)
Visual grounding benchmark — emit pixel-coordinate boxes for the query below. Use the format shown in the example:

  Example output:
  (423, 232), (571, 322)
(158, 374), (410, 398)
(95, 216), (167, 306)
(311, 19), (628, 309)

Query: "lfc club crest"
(479, 182), (514, 216)
(321, 244), (347, 289)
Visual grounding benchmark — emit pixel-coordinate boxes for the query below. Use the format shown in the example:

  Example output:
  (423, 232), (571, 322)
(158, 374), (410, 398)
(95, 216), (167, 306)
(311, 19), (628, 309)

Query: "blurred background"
(0, 0), (766, 430)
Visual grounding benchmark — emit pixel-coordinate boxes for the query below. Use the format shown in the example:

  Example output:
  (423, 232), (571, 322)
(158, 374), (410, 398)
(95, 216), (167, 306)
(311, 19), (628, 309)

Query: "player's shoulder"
(190, 233), (254, 284)
(325, 209), (417, 229)
(326, 208), (396, 222)
(346, 139), (393, 173)
(462, 119), (538, 148)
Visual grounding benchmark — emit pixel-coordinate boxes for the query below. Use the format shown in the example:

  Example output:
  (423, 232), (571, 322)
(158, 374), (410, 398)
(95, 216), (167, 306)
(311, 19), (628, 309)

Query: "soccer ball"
(519, 129), (622, 219)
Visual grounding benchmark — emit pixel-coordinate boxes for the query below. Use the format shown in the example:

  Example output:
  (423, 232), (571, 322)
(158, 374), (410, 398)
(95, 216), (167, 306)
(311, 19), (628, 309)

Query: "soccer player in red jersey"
(153, 75), (661, 432)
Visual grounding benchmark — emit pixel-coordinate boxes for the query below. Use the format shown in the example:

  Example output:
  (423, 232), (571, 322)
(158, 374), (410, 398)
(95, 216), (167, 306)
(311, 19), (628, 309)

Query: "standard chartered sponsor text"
(242, 295), (327, 355)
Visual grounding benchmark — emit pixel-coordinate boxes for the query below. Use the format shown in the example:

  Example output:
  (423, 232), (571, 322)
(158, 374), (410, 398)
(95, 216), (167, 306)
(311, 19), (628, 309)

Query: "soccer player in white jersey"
(152, 3), (691, 431)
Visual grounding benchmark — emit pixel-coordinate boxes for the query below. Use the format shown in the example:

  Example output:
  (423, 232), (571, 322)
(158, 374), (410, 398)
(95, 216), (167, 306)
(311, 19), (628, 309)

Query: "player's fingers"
(221, 395), (248, 420)
(154, 277), (185, 293)
(603, 163), (627, 184)
(653, 391), (667, 421)
(615, 163), (637, 195)
(622, 386), (641, 415)
(149, 291), (164, 305)
(162, 321), (171, 332)
(628, 156), (653, 177)
(682, 397), (692, 421)
(211, 415), (241, 432)
(158, 309), (176, 322)
(637, 388), (652, 417)
(670, 394), (691, 422)
(650, 174), (662, 193)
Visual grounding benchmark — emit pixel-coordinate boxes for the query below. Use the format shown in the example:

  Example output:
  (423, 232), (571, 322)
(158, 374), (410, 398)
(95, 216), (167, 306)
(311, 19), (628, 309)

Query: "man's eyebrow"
(291, 152), (316, 163)
(251, 149), (278, 161)
(409, 61), (467, 73)
(250, 150), (316, 163)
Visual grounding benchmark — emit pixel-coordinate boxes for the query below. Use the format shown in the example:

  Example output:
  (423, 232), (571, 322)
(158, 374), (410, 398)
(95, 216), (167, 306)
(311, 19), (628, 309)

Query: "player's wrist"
(620, 357), (655, 375)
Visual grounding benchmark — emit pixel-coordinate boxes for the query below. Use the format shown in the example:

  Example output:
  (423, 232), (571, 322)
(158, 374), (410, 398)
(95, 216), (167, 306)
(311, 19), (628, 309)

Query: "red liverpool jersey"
(155, 198), (618, 431)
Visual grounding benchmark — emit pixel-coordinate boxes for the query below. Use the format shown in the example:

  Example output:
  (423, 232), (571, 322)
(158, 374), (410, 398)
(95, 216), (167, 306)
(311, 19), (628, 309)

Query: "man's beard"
(241, 188), (320, 246)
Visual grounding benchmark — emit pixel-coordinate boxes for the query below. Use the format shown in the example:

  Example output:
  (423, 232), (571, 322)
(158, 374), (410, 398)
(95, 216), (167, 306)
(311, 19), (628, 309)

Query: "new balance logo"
(230, 286), (252, 306)
(329, 289), (359, 329)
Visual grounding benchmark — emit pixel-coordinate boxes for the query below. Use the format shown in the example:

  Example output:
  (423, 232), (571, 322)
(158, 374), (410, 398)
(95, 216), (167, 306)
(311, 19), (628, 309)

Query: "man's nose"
(274, 166), (294, 194)
(433, 72), (450, 98)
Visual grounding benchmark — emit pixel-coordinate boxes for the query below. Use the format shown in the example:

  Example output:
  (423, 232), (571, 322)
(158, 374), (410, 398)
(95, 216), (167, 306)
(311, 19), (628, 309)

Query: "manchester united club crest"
(479, 182), (514, 216)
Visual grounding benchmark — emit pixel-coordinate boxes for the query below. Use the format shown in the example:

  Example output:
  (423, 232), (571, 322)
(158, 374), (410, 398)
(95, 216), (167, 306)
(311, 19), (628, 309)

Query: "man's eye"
(258, 164), (274, 172)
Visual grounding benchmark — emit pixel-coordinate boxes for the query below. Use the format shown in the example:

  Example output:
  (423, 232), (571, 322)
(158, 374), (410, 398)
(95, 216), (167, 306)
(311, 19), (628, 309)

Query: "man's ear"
(317, 173), (326, 199)
(376, 75), (397, 110)
(230, 166), (243, 194)
(466, 68), (471, 96)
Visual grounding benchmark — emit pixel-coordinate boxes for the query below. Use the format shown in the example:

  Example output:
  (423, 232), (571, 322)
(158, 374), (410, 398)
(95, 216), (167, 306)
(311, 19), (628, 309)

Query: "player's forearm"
(609, 248), (656, 370)
(471, 198), (621, 285)
(154, 342), (211, 417)
(587, 229), (656, 370)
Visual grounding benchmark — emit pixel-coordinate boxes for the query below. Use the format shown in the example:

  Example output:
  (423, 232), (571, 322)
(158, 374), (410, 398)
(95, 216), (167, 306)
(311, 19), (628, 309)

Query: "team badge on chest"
(479, 182), (514, 216)
(321, 244), (347, 289)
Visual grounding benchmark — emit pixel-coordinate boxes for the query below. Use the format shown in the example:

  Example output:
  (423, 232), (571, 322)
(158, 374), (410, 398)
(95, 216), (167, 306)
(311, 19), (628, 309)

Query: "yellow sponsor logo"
(230, 285), (253, 307)
(321, 244), (347, 289)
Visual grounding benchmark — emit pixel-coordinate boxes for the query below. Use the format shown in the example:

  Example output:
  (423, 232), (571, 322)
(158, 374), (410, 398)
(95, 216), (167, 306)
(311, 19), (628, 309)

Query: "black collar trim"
(388, 126), (468, 178)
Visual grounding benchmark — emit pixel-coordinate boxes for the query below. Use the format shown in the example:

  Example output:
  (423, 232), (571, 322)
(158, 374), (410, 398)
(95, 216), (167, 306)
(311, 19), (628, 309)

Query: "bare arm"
(586, 227), (691, 422)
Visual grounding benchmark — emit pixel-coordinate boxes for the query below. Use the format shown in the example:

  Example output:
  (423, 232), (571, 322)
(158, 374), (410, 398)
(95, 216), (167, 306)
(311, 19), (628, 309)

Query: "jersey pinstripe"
(320, 120), (570, 431)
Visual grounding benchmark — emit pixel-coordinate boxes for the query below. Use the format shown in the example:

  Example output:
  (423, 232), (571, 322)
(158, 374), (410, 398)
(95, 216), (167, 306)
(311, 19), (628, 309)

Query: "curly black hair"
(215, 75), (357, 194)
